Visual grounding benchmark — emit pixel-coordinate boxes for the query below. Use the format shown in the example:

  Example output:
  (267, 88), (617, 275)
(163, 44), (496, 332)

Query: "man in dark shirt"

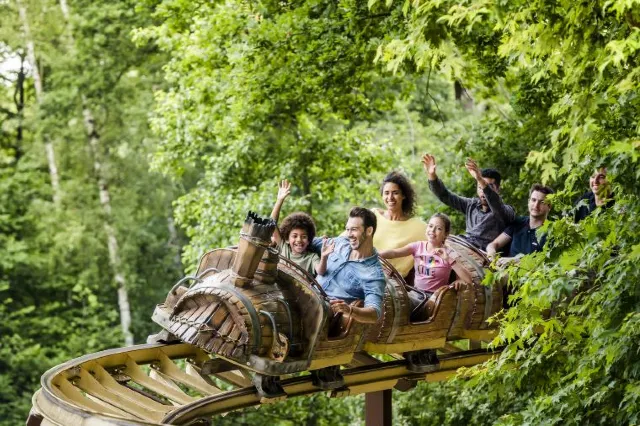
(487, 184), (554, 264)
(422, 154), (516, 251)
(574, 167), (614, 222)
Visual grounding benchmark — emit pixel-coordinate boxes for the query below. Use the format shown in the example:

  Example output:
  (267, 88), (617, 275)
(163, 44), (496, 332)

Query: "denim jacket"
(311, 237), (386, 319)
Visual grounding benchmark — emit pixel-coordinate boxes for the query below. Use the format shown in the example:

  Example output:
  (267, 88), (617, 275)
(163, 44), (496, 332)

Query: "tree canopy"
(1, 0), (639, 424)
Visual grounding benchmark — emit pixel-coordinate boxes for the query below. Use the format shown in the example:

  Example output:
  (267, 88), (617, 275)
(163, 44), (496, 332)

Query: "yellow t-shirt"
(372, 209), (428, 277)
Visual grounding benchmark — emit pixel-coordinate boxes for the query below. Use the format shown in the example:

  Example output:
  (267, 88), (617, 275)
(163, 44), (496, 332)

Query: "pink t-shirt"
(409, 241), (458, 293)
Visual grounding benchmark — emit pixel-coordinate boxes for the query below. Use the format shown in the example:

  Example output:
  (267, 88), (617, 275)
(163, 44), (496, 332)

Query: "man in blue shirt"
(486, 184), (554, 265)
(311, 207), (385, 324)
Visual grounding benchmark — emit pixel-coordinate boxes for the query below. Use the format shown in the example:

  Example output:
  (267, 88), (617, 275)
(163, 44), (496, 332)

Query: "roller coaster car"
(150, 212), (504, 396)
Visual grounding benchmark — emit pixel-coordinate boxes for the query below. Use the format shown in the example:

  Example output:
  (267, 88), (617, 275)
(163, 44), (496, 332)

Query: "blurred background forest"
(1, 0), (639, 424)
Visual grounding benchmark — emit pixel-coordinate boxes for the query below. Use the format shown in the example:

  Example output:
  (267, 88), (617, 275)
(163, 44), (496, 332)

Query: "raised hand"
(421, 154), (437, 179)
(321, 238), (335, 259)
(277, 179), (291, 201)
(465, 158), (482, 181)
(271, 179), (292, 237)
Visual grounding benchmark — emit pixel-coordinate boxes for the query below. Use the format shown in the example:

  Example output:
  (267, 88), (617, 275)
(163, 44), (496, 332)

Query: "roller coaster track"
(28, 342), (501, 426)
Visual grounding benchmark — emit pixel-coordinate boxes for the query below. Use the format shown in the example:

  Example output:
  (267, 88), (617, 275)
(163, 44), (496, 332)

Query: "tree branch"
(426, 65), (446, 130)
(0, 106), (17, 118)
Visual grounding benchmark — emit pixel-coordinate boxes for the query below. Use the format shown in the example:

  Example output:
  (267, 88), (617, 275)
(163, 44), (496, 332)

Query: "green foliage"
(1, 0), (639, 424)
(136, 0), (640, 422)
(215, 393), (365, 426)
(136, 0), (435, 265)
(377, 0), (640, 424)
(0, 0), (183, 423)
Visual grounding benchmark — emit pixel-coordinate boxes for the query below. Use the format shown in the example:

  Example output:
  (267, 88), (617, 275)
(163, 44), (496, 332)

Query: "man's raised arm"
(483, 185), (516, 223)
(466, 159), (515, 224)
(422, 153), (472, 213)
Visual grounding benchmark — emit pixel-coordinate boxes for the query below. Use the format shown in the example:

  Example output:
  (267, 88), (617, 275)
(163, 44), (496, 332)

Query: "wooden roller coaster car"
(150, 212), (503, 398)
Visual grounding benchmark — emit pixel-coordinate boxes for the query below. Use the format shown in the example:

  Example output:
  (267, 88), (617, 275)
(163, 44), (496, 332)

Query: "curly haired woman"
(372, 171), (427, 279)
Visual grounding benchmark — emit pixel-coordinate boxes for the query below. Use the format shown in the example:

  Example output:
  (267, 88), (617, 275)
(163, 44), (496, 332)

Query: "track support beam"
(365, 390), (392, 426)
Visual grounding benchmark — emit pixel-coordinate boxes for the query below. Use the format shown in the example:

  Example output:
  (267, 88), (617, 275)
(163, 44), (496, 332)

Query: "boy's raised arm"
(270, 179), (291, 245)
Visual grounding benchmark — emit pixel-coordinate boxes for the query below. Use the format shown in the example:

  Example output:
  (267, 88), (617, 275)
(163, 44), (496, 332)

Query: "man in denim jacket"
(311, 207), (385, 324)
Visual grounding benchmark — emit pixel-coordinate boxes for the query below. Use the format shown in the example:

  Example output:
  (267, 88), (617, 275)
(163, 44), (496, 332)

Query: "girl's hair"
(430, 213), (451, 234)
(381, 171), (417, 217)
(279, 212), (316, 243)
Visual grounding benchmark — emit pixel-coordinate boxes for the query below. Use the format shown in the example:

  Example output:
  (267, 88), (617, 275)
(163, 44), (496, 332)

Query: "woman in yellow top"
(373, 171), (427, 280)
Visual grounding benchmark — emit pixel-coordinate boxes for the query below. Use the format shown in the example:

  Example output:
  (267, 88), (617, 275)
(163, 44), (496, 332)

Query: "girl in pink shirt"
(379, 213), (472, 294)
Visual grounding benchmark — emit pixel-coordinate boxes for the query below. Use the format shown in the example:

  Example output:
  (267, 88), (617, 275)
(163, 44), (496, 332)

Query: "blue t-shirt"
(504, 216), (547, 257)
(311, 237), (386, 319)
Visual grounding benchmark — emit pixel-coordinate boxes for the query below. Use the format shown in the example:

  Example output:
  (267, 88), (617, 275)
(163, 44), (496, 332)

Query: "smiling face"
(382, 182), (405, 213)
(425, 217), (448, 247)
(345, 216), (371, 250)
(288, 228), (310, 255)
(476, 177), (499, 207)
(589, 168), (607, 195)
(528, 190), (551, 220)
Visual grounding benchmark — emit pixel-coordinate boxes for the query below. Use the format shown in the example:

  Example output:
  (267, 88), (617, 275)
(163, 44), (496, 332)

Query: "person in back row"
(270, 180), (320, 276)
(422, 154), (516, 251)
(574, 167), (614, 222)
(311, 207), (385, 324)
(487, 184), (554, 264)
(372, 171), (427, 279)
(379, 213), (472, 295)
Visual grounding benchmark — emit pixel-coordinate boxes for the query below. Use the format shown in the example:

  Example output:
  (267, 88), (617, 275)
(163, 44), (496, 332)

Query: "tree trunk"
(301, 165), (312, 215)
(82, 105), (134, 346)
(13, 53), (25, 159)
(58, 0), (71, 22)
(60, 0), (134, 346)
(403, 106), (416, 160)
(17, 0), (62, 206)
(454, 80), (474, 110)
(166, 210), (183, 272)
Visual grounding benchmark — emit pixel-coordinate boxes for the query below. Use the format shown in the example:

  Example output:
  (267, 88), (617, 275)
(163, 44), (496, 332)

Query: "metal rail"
(29, 343), (500, 426)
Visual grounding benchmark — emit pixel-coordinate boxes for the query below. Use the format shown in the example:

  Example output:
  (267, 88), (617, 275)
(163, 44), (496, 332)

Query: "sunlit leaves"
(373, 0), (640, 423)
(1, 0), (182, 422)
(141, 0), (415, 264)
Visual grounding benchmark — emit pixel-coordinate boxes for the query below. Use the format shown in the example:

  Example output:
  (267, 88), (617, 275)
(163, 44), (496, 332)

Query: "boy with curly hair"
(271, 180), (331, 276)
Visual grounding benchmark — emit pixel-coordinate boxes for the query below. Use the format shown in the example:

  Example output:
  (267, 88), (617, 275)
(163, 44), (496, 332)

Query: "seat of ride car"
(408, 269), (459, 323)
